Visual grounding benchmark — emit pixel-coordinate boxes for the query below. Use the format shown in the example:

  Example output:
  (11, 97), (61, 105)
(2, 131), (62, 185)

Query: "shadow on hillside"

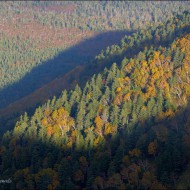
(1, 22), (190, 134)
(0, 102), (189, 189)
(0, 30), (130, 110)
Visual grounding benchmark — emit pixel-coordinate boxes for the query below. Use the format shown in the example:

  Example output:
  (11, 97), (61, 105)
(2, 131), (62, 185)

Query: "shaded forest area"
(1, 10), (190, 189)
(0, 31), (129, 135)
(1, 1), (190, 112)
(1, 9), (190, 137)
(0, 30), (128, 109)
(1, 2), (190, 190)
(1, 104), (190, 190)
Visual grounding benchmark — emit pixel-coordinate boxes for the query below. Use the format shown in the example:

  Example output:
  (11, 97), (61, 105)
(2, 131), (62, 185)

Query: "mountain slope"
(1, 14), (190, 189)
(1, 11), (190, 133)
(1, 1), (190, 111)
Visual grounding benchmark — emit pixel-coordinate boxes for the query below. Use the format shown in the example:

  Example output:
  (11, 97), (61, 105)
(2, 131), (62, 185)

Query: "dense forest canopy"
(2, 1), (190, 31)
(0, 7), (190, 189)
(1, 1), (190, 111)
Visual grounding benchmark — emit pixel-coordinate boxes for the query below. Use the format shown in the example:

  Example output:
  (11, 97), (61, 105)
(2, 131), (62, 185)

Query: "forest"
(1, 1), (190, 190)
(1, 1), (190, 110)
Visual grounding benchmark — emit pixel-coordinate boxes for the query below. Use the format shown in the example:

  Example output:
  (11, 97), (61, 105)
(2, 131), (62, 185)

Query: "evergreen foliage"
(1, 10), (190, 189)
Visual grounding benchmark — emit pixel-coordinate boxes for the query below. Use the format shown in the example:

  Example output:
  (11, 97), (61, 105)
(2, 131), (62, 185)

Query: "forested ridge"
(1, 1), (190, 111)
(1, 10), (190, 189)
(1, 8), (190, 129)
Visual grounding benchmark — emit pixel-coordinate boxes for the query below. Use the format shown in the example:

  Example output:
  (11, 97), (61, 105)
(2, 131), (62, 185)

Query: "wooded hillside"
(1, 11), (190, 189)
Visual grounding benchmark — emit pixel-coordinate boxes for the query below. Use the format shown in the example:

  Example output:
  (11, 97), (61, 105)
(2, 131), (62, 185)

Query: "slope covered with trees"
(1, 1), (190, 111)
(1, 9), (190, 130)
(1, 11), (190, 189)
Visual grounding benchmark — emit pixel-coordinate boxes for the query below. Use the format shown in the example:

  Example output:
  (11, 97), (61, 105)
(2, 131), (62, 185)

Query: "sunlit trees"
(2, 11), (190, 189)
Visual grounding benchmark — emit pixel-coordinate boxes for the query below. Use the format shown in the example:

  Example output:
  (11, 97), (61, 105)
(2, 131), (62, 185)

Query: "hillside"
(1, 1), (190, 112)
(1, 10), (190, 134)
(1, 11), (190, 189)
